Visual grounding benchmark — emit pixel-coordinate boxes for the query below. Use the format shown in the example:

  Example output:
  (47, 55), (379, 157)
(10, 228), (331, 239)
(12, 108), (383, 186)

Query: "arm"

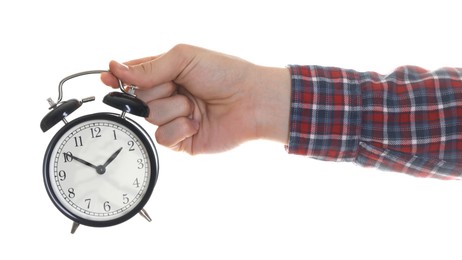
(101, 44), (462, 179)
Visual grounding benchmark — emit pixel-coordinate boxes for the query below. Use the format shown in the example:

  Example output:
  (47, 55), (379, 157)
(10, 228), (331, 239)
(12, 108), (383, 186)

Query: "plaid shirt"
(287, 65), (462, 180)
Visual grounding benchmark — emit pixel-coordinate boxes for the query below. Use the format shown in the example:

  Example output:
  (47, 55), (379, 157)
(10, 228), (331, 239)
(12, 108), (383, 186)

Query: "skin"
(101, 44), (291, 155)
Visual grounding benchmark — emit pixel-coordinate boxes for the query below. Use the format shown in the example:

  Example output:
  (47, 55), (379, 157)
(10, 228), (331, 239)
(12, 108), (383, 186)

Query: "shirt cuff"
(286, 65), (362, 161)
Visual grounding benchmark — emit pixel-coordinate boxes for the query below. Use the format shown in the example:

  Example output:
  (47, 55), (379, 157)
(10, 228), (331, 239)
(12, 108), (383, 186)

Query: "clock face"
(43, 113), (158, 227)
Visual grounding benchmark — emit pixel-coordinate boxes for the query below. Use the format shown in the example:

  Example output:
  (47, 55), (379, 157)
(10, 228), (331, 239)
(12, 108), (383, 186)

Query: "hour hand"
(65, 153), (98, 170)
(103, 147), (123, 167)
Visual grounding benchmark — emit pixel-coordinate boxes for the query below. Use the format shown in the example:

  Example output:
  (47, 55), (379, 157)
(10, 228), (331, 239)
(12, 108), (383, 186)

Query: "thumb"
(107, 45), (197, 89)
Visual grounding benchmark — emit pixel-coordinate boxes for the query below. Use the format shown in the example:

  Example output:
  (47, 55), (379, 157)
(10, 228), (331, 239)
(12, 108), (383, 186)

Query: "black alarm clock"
(40, 70), (159, 234)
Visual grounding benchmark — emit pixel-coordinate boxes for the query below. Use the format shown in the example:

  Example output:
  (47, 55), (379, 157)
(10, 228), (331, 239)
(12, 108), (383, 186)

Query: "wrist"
(253, 65), (291, 144)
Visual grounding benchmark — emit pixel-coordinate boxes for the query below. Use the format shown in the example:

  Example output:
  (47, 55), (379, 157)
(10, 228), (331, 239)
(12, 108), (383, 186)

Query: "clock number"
(68, 188), (76, 198)
(58, 170), (67, 181)
(113, 130), (117, 140)
(133, 178), (140, 188)
(122, 194), (129, 204)
(127, 141), (135, 151)
(137, 159), (144, 169)
(63, 152), (73, 162)
(85, 198), (91, 209)
(103, 201), (111, 212)
(74, 136), (83, 147)
(90, 127), (102, 138)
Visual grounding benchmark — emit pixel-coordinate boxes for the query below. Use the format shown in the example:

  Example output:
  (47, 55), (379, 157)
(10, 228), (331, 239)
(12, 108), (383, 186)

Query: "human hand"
(101, 44), (290, 154)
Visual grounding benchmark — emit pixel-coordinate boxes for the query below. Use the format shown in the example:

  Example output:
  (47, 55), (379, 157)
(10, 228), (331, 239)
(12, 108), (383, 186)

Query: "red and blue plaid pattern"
(287, 65), (462, 180)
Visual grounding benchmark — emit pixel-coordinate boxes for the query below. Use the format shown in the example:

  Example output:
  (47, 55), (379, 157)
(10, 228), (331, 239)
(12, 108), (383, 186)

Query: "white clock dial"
(44, 113), (158, 226)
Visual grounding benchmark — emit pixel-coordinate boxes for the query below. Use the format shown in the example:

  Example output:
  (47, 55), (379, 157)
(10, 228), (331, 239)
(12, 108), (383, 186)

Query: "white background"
(1, 0), (462, 259)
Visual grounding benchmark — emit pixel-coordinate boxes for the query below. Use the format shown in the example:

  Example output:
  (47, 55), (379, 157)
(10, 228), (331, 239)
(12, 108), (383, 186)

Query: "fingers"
(100, 68), (122, 88)
(135, 82), (177, 103)
(136, 83), (198, 150)
(99, 44), (204, 152)
(155, 117), (199, 150)
(145, 95), (194, 126)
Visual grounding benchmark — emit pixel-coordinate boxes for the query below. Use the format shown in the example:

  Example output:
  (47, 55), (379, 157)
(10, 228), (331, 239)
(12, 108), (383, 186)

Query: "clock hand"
(66, 153), (98, 170)
(103, 147), (123, 168)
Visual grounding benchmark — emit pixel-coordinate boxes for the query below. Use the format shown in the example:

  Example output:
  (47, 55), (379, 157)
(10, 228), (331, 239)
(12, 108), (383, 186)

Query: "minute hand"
(67, 153), (98, 170)
(103, 147), (123, 167)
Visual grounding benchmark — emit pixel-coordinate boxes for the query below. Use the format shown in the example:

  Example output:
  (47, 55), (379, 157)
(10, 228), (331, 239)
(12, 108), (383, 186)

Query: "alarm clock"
(40, 70), (159, 234)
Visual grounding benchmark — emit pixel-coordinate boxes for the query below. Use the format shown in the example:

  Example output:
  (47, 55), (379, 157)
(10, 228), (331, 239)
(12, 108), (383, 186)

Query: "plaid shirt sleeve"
(287, 65), (462, 180)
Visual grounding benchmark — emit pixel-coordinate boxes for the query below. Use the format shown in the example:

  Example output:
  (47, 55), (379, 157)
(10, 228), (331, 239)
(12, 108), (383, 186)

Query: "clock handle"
(41, 70), (143, 132)
(50, 70), (128, 109)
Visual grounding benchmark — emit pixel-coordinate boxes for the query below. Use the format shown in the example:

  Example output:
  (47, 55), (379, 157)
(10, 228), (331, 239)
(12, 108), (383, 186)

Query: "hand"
(101, 44), (291, 154)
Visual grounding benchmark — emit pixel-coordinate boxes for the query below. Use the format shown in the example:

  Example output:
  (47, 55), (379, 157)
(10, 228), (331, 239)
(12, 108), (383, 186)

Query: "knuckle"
(139, 62), (153, 73)
(171, 43), (192, 55)
(179, 118), (197, 136)
(176, 95), (193, 115)
(166, 83), (177, 96)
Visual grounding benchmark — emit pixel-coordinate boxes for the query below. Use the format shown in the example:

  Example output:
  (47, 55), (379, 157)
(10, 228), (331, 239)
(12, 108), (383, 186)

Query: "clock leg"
(71, 222), (80, 234)
(139, 208), (152, 222)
